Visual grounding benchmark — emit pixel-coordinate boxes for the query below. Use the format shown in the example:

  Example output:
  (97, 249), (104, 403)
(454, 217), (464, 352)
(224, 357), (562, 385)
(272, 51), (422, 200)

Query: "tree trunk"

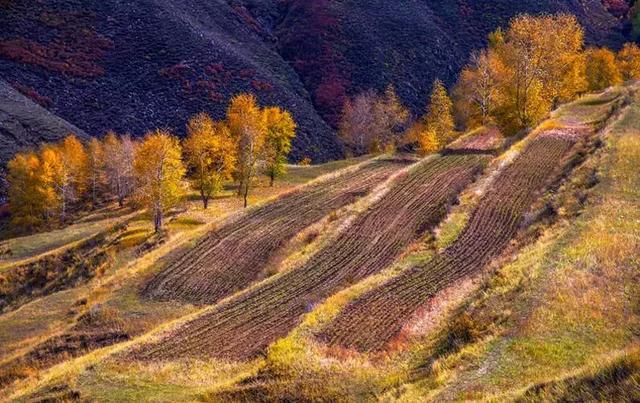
(200, 189), (209, 209)
(243, 181), (249, 208)
(154, 209), (163, 233)
(270, 172), (275, 187)
(237, 176), (245, 196)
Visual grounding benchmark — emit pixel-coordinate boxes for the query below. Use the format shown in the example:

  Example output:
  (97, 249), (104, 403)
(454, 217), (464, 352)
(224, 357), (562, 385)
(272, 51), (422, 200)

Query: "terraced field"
(129, 154), (489, 361)
(142, 158), (408, 305)
(319, 127), (593, 352)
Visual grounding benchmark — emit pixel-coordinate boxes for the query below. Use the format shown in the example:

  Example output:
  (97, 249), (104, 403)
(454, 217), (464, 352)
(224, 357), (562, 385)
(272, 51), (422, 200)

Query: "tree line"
(7, 93), (296, 233)
(339, 14), (640, 157)
(453, 14), (640, 134)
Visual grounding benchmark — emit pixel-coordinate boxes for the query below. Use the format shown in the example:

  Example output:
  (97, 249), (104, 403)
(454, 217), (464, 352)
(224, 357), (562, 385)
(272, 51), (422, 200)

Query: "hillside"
(0, 79), (89, 196)
(0, 0), (631, 163)
(0, 82), (637, 401)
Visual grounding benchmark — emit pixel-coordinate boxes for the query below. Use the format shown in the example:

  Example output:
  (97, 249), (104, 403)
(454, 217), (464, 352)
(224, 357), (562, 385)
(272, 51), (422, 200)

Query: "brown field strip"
(128, 154), (489, 361)
(318, 129), (591, 352)
(142, 158), (409, 305)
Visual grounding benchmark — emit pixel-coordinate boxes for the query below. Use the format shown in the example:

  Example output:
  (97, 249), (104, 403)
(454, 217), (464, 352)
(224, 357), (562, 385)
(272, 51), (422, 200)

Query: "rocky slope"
(0, 0), (631, 162)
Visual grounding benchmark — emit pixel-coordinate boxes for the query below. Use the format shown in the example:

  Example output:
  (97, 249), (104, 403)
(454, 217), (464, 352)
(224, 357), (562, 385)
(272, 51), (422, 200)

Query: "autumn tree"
(491, 14), (586, 133)
(585, 47), (623, 91)
(339, 86), (409, 155)
(453, 49), (500, 128)
(227, 93), (266, 208)
(263, 106), (297, 186)
(86, 138), (105, 208)
(617, 42), (640, 81)
(38, 135), (88, 222)
(339, 91), (378, 155)
(103, 132), (135, 207)
(7, 152), (52, 229)
(374, 85), (410, 150)
(424, 79), (455, 144)
(183, 113), (236, 209)
(133, 130), (185, 233)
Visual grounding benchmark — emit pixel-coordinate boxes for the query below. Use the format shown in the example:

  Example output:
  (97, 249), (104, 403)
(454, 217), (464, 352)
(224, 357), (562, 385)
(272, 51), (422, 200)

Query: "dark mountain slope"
(0, 0), (630, 163)
(0, 78), (89, 195)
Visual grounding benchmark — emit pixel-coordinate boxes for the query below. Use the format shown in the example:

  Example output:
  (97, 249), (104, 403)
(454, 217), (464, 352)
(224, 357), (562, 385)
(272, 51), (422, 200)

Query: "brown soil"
(127, 153), (489, 361)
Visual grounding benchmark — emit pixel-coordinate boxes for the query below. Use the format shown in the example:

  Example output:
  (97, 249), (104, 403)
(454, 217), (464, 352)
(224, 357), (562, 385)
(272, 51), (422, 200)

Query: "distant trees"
(339, 86), (409, 155)
(133, 130), (186, 233)
(6, 93), (297, 233)
(183, 113), (236, 209)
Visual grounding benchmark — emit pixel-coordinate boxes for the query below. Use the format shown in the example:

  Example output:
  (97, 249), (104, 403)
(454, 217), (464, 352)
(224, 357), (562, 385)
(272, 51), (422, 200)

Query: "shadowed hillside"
(0, 0), (630, 163)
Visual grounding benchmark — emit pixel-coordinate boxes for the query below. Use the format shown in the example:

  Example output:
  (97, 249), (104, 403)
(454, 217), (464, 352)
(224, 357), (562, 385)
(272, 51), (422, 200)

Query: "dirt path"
(142, 158), (408, 305)
(128, 154), (489, 361)
(319, 129), (591, 352)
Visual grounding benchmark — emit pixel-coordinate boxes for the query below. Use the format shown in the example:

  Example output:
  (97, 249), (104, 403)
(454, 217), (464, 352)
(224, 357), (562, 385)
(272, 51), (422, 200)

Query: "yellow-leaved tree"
(133, 130), (185, 233)
(424, 79), (455, 146)
(184, 113), (236, 209)
(263, 106), (297, 186)
(227, 93), (266, 208)
(416, 127), (440, 156)
(491, 14), (586, 134)
(617, 42), (640, 81)
(7, 152), (52, 229)
(585, 47), (623, 91)
(39, 135), (88, 222)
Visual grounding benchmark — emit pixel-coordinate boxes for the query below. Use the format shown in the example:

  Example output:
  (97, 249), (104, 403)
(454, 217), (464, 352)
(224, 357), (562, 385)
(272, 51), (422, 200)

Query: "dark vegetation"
(0, 0), (630, 163)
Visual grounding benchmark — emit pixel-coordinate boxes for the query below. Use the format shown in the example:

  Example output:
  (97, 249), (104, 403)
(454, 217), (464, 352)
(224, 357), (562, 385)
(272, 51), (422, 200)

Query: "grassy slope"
(2, 87), (638, 401)
(0, 156), (370, 400)
(195, 87), (631, 401)
(396, 88), (640, 401)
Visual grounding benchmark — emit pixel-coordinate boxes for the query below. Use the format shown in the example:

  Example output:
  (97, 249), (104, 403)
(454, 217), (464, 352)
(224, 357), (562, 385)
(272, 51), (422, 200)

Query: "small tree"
(617, 42), (640, 81)
(425, 79), (455, 145)
(339, 87), (409, 155)
(338, 91), (378, 155)
(7, 152), (51, 229)
(585, 47), (622, 91)
(87, 137), (105, 209)
(133, 130), (185, 233)
(184, 113), (236, 209)
(103, 132), (135, 207)
(38, 135), (88, 223)
(417, 127), (441, 155)
(374, 85), (410, 149)
(453, 49), (500, 129)
(227, 93), (266, 208)
(263, 106), (297, 186)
